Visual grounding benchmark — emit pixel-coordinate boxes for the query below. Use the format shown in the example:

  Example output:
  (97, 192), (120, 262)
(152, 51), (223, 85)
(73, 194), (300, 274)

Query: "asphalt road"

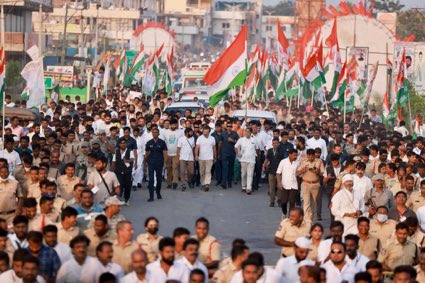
(121, 182), (331, 265)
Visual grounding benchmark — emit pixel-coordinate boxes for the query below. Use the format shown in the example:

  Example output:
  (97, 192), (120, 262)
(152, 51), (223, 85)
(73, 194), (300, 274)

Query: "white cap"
(295, 237), (311, 250)
(342, 174), (354, 183)
(105, 196), (125, 207)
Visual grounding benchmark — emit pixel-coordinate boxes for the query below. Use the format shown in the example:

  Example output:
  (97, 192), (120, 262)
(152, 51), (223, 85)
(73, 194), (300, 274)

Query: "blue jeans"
(148, 162), (163, 199)
(222, 154), (235, 185)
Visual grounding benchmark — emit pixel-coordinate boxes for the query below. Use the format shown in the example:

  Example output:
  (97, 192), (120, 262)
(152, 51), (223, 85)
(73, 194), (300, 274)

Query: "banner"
(21, 58), (46, 109)
(394, 42), (425, 95)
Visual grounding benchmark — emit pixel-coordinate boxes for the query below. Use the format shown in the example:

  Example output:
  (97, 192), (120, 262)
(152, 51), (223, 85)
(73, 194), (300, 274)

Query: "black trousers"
(252, 152), (265, 190)
(116, 171), (132, 202)
(148, 162), (163, 199)
(281, 189), (297, 215)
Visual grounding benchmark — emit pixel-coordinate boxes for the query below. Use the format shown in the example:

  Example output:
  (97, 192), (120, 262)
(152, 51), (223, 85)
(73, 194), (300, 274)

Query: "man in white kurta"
(331, 174), (365, 236)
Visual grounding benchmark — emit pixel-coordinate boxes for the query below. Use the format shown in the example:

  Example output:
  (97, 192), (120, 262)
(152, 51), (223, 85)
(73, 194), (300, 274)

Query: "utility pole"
(61, 1), (69, 64)
(93, 5), (99, 66)
(38, 3), (43, 57)
(0, 3), (5, 47)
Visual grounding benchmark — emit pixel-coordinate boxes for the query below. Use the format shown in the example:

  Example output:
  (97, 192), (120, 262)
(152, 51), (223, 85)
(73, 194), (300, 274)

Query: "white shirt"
(331, 188), (365, 235)
(175, 256), (208, 283)
(146, 259), (186, 283)
(112, 149), (135, 162)
(352, 174), (373, 198)
(196, 135), (216, 161)
(8, 233), (28, 250)
(345, 253), (369, 272)
(306, 137), (328, 160)
(321, 261), (360, 283)
(0, 149), (21, 172)
(80, 258), (124, 283)
(56, 256), (97, 283)
(0, 269), (46, 283)
(53, 242), (72, 264)
(230, 267), (282, 283)
(416, 206), (425, 229)
(252, 132), (267, 152)
(317, 238), (333, 263)
(276, 157), (298, 190)
(275, 256), (314, 283)
(164, 129), (183, 156)
(120, 270), (152, 283)
(234, 137), (258, 164)
(177, 136), (195, 161)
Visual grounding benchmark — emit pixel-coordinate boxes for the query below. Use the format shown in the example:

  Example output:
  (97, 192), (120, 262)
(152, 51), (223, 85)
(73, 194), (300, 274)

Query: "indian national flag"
(0, 47), (5, 107)
(387, 57), (393, 76)
(330, 62), (346, 105)
(115, 49), (127, 82)
(276, 20), (289, 70)
(383, 91), (390, 118)
(166, 45), (174, 96)
(144, 52), (160, 96)
(204, 25), (247, 107)
(325, 19), (342, 96)
(131, 45), (145, 76)
(414, 115), (422, 138)
(396, 48), (409, 107)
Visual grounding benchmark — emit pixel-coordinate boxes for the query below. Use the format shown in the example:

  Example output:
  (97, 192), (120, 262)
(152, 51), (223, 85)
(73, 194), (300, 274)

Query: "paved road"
(121, 182), (331, 265)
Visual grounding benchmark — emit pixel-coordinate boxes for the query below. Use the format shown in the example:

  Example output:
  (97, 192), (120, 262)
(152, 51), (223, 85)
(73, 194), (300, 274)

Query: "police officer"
(145, 126), (168, 202)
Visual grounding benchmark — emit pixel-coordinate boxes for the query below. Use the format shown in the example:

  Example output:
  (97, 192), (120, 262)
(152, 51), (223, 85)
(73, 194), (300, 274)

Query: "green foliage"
(374, 0), (404, 13)
(397, 10), (425, 42)
(5, 60), (24, 97)
(263, 0), (294, 16)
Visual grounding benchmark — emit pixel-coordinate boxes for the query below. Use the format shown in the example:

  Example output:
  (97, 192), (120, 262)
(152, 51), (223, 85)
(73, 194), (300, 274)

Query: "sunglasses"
(331, 249), (343, 254)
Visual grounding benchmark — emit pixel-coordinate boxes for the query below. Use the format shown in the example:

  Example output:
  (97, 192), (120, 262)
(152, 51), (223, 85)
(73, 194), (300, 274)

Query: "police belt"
(0, 209), (15, 215)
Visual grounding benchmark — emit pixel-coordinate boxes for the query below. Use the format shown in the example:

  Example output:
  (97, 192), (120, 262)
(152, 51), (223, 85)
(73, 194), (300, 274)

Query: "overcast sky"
(263, 0), (424, 9)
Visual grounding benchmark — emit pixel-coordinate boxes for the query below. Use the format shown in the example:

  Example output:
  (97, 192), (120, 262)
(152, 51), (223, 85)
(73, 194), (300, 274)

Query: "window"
(266, 25), (272, 31)
(222, 23), (230, 28)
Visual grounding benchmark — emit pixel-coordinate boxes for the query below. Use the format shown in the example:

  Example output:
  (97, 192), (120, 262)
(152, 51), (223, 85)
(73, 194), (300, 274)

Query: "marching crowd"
(0, 84), (424, 283)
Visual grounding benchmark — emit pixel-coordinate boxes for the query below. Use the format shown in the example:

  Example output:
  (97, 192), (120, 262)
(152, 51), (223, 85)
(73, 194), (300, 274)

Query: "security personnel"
(407, 180), (425, 212)
(145, 127), (168, 202)
(369, 206), (396, 246)
(296, 149), (324, 222)
(220, 120), (239, 189)
(378, 222), (419, 271)
(112, 139), (134, 204)
(0, 166), (23, 223)
(136, 216), (163, 263)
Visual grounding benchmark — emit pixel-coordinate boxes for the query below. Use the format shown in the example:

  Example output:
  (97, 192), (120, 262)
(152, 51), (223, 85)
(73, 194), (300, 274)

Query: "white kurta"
(331, 188), (365, 236)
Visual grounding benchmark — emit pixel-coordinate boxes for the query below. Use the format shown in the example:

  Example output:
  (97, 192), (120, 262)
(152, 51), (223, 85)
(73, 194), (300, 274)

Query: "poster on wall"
(414, 45), (425, 95)
(394, 42), (425, 95)
(347, 47), (369, 81)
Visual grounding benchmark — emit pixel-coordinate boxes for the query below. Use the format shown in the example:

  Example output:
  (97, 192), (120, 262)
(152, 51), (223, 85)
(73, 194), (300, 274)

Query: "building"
(211, 0), (262, 46)
(1, 0), (52, 57)
(261, 16), (295, 51)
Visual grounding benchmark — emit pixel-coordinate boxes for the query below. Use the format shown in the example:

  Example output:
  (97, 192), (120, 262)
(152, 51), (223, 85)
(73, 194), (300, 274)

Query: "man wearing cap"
(104, 195), (126, 236)
(275, 237), (314, 282)
(331, 174), (365, 236)
(364, 173), (395, 218)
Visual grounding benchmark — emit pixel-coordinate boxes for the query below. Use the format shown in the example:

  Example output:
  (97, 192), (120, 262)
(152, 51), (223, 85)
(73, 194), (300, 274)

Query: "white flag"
(21, 58), (46, 109)
(103, 56), (111, 93)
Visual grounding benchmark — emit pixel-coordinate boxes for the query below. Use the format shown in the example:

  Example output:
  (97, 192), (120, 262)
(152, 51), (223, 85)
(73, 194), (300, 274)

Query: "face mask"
(377, 214), (388, 222)
(148, 227), (158, 235)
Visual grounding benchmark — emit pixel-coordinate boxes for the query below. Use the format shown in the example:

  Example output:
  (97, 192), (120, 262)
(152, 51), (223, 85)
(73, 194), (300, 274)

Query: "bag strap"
(97, 170), (114, 196)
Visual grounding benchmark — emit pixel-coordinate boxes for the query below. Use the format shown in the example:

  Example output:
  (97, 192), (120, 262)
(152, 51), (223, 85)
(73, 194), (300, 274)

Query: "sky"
(263, 0), (424, 9)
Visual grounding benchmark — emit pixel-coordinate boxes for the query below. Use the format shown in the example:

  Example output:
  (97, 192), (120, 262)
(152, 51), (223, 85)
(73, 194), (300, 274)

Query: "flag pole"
(1, 3), (5, 150)
(408, 97), (413, 133)
(343, 89), (347, 124)
(310, 84), (314, 107)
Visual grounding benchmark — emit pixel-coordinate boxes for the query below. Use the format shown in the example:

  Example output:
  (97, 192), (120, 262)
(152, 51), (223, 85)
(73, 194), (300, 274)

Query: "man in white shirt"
(0, 137), (22, 173)
(277, 149), (299, 216)
(175, 238), (208, 283)
(147, 237), (185, 283)
(352, 162), (373, 198)
(306, 128), (328, 160)
(177, 128), (196, 191)
(234, 128), (259, 195)
(80, 241), (124, 283)
(321, 241), (359, 283)
(275, 237), (314, 283)
(331, 174), (365, 236)
(230, 252), (282, 283)
(317, 221), (345, 263)
(56, 235), (97, 283)
(0, 249), (46, 283)
(195, 126), (216, 192)
(344, 234), (369, 272)
(164, 119), (183, 190)
(42, 224), (72, 265)
(121, 250), (152, 283)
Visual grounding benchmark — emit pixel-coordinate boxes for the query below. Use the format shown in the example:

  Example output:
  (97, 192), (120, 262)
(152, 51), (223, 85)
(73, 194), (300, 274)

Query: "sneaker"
(219, 183), (227, 189)
(147, 198), (154, 202)
(132, 186), (137, 191)
(269, 202), (275, 207)
(157, 194), (163, 199)
(166, 185), (172, 189)
(247, 191), (252, 195)
(172, 183), (178, 190)
(241, 188), (246, 193)
(137, 183), (142, 188)
(181, 185), (186, 192)
(125, 201), (130, 206)
(204, 186), (209, 192)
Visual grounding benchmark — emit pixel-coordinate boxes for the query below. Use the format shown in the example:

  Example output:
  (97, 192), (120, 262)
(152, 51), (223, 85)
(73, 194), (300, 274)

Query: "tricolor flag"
(396, 48), (409, 107)
(383, 91), (390, 118)
(115, 49), (128, 82)
(204, 25), (247, 107)
(143, 51), (160, 96)
(103, 54), (112, 94)
(165, 45), (174, 96)
(276, 20), (289, 70)
(131, 45), (145, 77)
(0, 47), (5, 108)
(330, 62), (346, 106)
(325, 19), (342, 96)
(387, 58), (393, 76)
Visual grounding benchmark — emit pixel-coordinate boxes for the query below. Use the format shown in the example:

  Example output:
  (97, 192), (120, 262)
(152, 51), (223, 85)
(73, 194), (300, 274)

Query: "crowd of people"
(0, 82), (424, 283)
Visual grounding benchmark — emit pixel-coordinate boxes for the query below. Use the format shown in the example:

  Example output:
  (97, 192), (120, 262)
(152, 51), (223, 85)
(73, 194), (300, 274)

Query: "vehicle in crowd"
(1, 107), (42, 124)
(163, 101), (204, 116)
(178, 89), (210, 107)
(232, 109), (278, 124)
(181, 62), (211, 89)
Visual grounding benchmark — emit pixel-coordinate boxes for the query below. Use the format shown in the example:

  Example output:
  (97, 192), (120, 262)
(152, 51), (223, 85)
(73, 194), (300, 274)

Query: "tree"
(374, 0), (405, 13)
(5, 60), (24, 97)
(263, 0), (294, 16)
(397, 9), (425, 42)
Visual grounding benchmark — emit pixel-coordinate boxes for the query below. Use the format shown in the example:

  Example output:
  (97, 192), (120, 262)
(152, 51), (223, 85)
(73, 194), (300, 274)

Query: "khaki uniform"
(13, 166), (30, 197)
(274, 219), (311, 257)
(386, 175), (401, 196)
(298, 159), (324, 221)
(196, 234), (221, 265)
(45, 211), (60, 223)
(364, 160), (374, 179)
(369, 219), (396, 246)
(108, 214), (126, 237)
(28, 214), (53, 232)
(0, 178), (22, 222)
(136, 233), (163, 263)
(61, 142), (80, 163)
(415, 265), (425, 283)
(406, 191), (425, 212)
(378, 239), (418, 270)
(409, 230), (425, 248)
(213, 262), (238, 283)
(359, 234), (380, 260)
(26, 181), (41, 200)
(58, 175), (81, 201)
(84, 228), (116, 257)
(53, 197), (67, 213)
(56, 222), (80, 245)
(112, 240), (139, 273)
